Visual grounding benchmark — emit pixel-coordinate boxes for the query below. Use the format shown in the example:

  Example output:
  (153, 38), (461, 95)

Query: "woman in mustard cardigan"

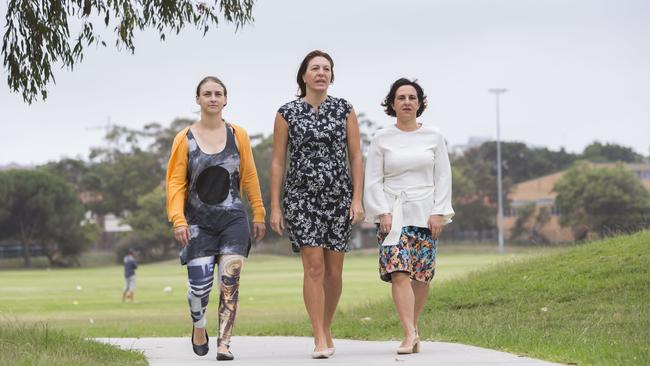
(166, 76), (266, 361)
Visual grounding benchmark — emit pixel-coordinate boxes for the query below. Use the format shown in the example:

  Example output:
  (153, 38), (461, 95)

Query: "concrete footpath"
(96, 336), (564, 365)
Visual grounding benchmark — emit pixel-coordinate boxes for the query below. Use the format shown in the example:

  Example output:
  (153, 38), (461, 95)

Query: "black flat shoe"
(216, 345), (234, 361)
(191, 326), (209, 356)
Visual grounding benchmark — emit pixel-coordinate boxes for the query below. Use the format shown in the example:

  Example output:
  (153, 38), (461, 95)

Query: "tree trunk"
(22, 240), (32, 268)
(20, 225), (33, 268)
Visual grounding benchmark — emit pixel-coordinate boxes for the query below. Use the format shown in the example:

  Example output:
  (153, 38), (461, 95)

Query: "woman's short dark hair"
(196, 76), (227, 97)
(296, 50), (335, 98)
(381, 78), (427, 117)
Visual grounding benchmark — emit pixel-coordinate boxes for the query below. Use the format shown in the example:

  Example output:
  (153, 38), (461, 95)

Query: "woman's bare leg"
(411, 280), (430, 334)
(391, 272), (417, 347)
(323, 249), (345, 348)
(300, 247), (328, 351)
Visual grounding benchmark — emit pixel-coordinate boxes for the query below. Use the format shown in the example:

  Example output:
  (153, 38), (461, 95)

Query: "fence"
(0, 244), (48, 259)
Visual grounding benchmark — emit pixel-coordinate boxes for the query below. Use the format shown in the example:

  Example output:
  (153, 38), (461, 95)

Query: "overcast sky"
(1, 0), (649, 165)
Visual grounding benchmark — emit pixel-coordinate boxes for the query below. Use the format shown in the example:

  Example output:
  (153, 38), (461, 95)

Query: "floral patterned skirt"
(377, 225), (437, 283)
(283, 185), (352, 253)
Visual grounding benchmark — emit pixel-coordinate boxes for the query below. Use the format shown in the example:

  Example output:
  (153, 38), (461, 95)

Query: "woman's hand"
(253, 222), (266, 241)
(349, 200), (365, 225)
(174, 226), (191, 247)
(270, 208), (285, 236)
(379, 213), (392, 234)
(428, 215), (445, 239)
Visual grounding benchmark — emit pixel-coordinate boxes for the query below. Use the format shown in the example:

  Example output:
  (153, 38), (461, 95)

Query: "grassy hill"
(323, 230), (649, 365)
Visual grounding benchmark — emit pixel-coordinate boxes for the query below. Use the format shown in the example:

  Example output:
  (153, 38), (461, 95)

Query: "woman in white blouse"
(364, 78), (454, 354)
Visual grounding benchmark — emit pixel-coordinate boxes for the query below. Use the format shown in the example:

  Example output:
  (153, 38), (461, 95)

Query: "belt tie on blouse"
(381, 185), (434, 246)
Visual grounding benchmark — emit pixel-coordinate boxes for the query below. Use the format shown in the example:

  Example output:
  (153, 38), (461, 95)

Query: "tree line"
(1, 118), (648, 267)
(449, 140), (650, 242)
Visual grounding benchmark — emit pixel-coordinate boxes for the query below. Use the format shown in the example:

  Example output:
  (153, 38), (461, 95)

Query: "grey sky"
(1, 0), (649, 165)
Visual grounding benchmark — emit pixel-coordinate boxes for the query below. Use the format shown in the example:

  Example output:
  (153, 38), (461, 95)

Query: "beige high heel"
(396, 336), (420, 354)
(311, 348), (330, 359)
(413, 325), (420, 353)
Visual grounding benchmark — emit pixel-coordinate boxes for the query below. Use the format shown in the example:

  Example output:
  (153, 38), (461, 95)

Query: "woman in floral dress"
(364, 78), (454, 355)
(270, 50), (364, 359)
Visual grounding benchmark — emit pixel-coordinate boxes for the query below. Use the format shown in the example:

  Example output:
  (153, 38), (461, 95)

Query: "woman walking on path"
(269, 50), (365, 359)
(166, 76), (266, 361)
(364, 78), (454, 355)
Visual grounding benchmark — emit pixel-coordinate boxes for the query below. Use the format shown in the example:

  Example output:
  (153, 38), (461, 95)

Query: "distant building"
(89, 213), (133, 251)
(79, 191), (103, 205)
(504, 163), (650, 242)
(79, 191), (133, 250)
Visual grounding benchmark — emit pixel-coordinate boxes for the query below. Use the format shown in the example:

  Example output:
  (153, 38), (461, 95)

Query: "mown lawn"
(14, 238), (646, 366)
(0, 248), (529, 337)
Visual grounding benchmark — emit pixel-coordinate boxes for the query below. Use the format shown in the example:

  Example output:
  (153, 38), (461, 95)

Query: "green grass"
(5, 234), (645, 366)
(0, 249), (530, 337)
(0, 323), (146, 366)
(15, 239), (642, 365)
(321, 231), (650, 366)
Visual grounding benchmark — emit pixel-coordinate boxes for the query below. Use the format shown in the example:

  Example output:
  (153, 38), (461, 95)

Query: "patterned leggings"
(187, 255), (244, 347)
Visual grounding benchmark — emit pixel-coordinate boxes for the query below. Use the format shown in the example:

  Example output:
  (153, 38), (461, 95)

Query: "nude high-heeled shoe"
(396, 336), (420, 354)
(311, 348), (330, 359)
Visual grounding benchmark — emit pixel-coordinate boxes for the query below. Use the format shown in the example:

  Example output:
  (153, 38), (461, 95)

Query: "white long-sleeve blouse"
(363, 124), (455, 230)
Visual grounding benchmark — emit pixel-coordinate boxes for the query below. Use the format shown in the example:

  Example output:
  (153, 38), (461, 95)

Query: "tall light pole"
(488, 88), (507, 254)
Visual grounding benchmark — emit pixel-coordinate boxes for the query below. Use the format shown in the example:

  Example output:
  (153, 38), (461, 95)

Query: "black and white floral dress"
(278, 96), (353, 253)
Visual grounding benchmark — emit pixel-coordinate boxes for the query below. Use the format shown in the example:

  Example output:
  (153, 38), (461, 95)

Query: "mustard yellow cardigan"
(165, 124), (266, 228)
